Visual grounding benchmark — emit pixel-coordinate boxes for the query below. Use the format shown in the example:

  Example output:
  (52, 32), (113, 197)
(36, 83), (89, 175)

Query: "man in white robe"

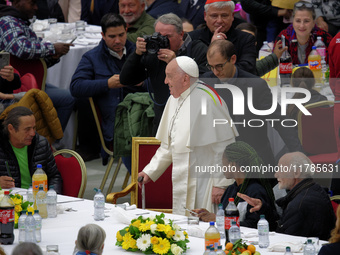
(138, 56), (238, 215)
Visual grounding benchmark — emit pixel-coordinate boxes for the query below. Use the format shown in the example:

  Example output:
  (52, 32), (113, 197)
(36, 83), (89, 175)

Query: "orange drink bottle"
(32, 164), (48, 209)
(205, 221), (221, 251)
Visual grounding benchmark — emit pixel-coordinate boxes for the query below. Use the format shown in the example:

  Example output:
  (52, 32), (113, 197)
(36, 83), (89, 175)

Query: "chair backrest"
(53, 149), (87, 198)
(131, 137), (172, 213)
(13, 73), (39, 93)
(297, 101), (337, 155)
(10, 55), (47, 91)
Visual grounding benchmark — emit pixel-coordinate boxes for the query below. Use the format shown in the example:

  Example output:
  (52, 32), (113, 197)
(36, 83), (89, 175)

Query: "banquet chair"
(297, 101), (337, 188)
(53, 149), (87, 198)
(106, 137), (173, 213)
(88, 97), (129, 194)
(13, 73), (39, 93)
(10, 55), (47, 91)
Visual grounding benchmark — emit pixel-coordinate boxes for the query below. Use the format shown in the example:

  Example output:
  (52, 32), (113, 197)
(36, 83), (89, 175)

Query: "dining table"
(1, 189), (327, 255)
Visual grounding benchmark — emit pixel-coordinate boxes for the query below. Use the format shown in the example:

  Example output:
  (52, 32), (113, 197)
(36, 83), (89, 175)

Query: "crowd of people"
(0, 0), (340, 252)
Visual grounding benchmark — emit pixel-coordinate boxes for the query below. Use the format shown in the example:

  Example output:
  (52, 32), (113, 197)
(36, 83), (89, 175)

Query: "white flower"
(136, 234), (152, 251)
(164, 218), (170, 225)
(150, 224), (157, 234)
(149, 215), (156, 221)
(173, 230), (185, 241)
(171, 244), (183, 255)
(172, 224), (181, 231)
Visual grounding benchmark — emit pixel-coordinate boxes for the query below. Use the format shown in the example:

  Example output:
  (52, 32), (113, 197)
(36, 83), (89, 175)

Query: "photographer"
(120, 13), (208, 134)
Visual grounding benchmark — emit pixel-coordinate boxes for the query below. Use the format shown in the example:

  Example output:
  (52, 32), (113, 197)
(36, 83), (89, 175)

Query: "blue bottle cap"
(209, 221), (215, 226)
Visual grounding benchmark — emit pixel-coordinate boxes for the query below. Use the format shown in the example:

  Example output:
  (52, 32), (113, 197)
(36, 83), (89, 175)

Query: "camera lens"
(146, 41), (160, 55)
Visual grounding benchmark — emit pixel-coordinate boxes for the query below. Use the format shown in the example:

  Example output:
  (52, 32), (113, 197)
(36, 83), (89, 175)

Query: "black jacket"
(189, 26), (257, 74)
(0, 74), (21, 93)
(276, 178), (336, 240)
(146, 0), (184, 19)
(36, 0), (65, 22)
(202, 68), (303, 166)
(0, 130), (63, 193)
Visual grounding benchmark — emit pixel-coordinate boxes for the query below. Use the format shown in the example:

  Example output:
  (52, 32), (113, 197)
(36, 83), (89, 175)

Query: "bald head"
(207, 39), (236, 60)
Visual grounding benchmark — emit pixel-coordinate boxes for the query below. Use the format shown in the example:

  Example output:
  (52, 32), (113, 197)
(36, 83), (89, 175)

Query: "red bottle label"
(279, 62), (292, 74)
(225, 216), (240, 230)
(0, 209), (14, 224)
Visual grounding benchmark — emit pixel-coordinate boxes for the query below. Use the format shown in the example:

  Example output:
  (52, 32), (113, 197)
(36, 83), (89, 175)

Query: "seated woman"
(274, 1), (333, 65)
(0, 65), (22, 112)
(74, 224), (106, 255)
(193, 141), (278, 230)
(318, 206), (340, 255)
(287, 66), (327, 120)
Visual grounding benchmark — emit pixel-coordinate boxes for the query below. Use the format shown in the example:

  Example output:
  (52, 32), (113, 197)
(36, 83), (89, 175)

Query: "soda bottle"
(205, 222), (220, 251)
(0, 190), (15, 244)
(308, 46), (322, 84)
(33, 210), (42, 243)
(93, 188), (105, 221)
(46, 185), (57, 218)
(25, 211), (36, 243)
(32, 164), (48, 203)
(279, 35), (292, 87)
(259, 41), (272, 58)
(228, 220), (241, 243)
(216, 203), (225, 239)
(284, 246), (293, 255)
(36, 187), (47, 218)
(18, 210), (27, 243)
(314, 36), (326, 60)
(304, 239), (316, 255)
(224, 198), (239, 242)
(257, 215), (270, 248)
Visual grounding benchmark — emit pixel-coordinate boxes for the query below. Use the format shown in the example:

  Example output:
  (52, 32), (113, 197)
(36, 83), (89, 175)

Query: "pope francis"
(138, 56), (238, 215)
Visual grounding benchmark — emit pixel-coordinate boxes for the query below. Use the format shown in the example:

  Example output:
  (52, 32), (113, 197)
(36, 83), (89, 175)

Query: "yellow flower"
(152, 238), (170, 255)
(156, 224), (166, 232)
(166, 229), (175, 239)
(150, 236), (159, 245)
(26, 207), (34, 214)
(116, 231), (123, 242)
(14, 205), (22, 213)
(163, 225), (172, 234)
(131, 220), (141, 228)
(14, 212), (19, 223)
(122, 233), (137, 250)
(183, 231), (188, 239)
(139, 220), (155, 232)
(12, 197), (22, 205)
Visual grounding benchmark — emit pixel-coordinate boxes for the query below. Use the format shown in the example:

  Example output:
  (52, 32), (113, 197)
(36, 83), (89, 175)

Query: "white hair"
(76, 224), (106, 255)
(289, 152), (315, 178)
(204, 1), (235, 13)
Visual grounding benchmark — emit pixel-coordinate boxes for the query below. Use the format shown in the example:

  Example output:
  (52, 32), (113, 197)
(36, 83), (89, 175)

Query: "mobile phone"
(0, 52), (10, 70)
(69, 37), (77, 44)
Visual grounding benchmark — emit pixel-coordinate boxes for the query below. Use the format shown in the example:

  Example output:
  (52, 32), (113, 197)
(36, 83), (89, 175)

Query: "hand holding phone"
(0, 52), (10, 70)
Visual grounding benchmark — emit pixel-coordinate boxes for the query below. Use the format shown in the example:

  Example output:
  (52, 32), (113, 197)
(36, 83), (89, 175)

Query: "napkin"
(242, 231), (276, 238)
(186, 225), (205, 238)
(86, 26), (102, 33)
(267, 241), (304, 252)
(83, 32), (102, 39)
(74, 38), (99, 45)
(111, 206), (137, 224)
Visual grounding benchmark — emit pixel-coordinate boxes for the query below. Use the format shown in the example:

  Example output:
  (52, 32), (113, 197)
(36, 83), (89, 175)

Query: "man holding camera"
(120, 13), (208, 134)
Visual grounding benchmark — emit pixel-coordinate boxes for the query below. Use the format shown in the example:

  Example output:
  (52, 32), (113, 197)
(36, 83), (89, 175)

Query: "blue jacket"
(70, 39), (136, 141)
(146, 0), (184, 19)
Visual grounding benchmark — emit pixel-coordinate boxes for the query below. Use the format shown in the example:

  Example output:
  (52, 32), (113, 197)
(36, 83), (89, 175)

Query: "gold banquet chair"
(53, 149), (87, 198)
(106, 137), (173, 213)
(88, 97), (129, 194)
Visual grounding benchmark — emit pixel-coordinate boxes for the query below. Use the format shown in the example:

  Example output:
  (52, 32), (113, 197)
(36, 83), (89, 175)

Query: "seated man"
(239, 152), (336, 240)
(0, 106), (63, 193)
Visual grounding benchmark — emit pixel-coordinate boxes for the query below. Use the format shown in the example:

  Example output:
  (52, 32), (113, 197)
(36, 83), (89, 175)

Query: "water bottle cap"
(27, 211), (32, 215)
(49, 185), (54, 189)
(209, 221), (215, 226)
(286, 247), (291, 251)
(210, 247), (215, 251)
(317, 36), (321, 39)
(218, 203), (223, 208)
(229, 198), (234, 202)
(231, 220), (236, 225)
(260, 214), (265, 219)
(263, 41), (268, 44)
(4, 191), (9, 195)
(37, 164), (42, 168)
(218, 246), (222, 249)
(312, 46), (317, 50)
(39, 186), (44, 190)
(307, 239), (312, 243)
(34, 210), (39, 213)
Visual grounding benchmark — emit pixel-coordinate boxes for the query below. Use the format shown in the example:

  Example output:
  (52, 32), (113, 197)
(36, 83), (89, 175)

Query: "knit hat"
(205, 0), (232, 5)
(175, 56), (199, 78)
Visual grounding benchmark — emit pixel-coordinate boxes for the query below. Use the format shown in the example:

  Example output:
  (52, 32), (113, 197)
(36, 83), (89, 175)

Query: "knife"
(138, 176), (145, 210)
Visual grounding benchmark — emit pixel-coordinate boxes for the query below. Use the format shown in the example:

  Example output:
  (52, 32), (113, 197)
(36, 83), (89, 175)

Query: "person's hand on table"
(53, 42), (74, 57)
(0, 92), (14, 100)
(237, 192), (262, 213)
(108, 74), (124, 89)
(273, 40), (288, 60)
(138, 171), (151, 189)
(136, 37), (147, 55)
(211, 26), (227, 43)
(192, 208), (216, 222)
(157, 49), (176, 64)
(0, 176), (15, 189)
(316, 16), (329, 32)
(0, 65), (15, 81)
(212, 186), (225, 204)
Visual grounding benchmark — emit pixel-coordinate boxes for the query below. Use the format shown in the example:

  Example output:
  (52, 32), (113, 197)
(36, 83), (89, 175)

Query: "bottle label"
(316, 48), (326, 58)
(308, 60), (322, 70)
(0, 209), (14, 224)
(225, 216), (240, 230)
(32, 180), (47, 192)
(205, 238), (220, 251)
(279, 62), (292, 74)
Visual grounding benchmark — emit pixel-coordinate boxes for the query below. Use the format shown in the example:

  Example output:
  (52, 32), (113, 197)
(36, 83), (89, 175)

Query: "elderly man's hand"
(0, 65), (15, 81)
(273, 40), (288, 60)
(136, 37), (147, 55)
(53, 43), (73, 57)
(0, 176), (15, 189)
(211, 26), (227, 43)
(192, 208), (216, 222)
(137, 172), (151, 189)
(158, 49), (176, 64)
(237, 192), (262, 213)
(316, 17), (329, 32)
(212, 186), (225, 204)
(108, 74), (125, 89)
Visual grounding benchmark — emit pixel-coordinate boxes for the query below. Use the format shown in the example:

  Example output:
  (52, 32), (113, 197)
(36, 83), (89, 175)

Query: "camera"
(143, 32), (170, 54)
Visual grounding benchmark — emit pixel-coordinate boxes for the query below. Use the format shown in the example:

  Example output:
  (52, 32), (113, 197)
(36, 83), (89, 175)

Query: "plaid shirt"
(275, 24), (333, 65)
(0, 15), (55, 60)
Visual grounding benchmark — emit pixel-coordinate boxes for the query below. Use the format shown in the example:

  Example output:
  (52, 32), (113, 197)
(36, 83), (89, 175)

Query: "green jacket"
(114, 92), (154, 157)
(256, 53), (279, 77)
(127, 11), (155, 43)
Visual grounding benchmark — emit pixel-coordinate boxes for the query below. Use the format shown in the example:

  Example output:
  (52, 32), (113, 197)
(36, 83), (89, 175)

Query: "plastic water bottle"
(314, 36), (326, 60)
(321, 59), (327, 84)
(36, 187), (47, 218)
(284, 246), (293, 255)
(216, 203), (225, 239)
(228, 220), (241, 243)
(203, 246), (211, 255)
(258, 214), (270, 248)
(0, 190), (15, 244)
(308, 46), (322, 84)
(205, 222), (220, 251)
(18, 210), (27, 243)
(259, 41), (272, 58)
(208, 246), (217, 255)
(46, 185), (57, 218)
(304, 239), (316, 255)
(225, 198), (239, 242)
(93, 188), (105, 221)
(216, 245), (224, 255)
(25, 211), (36, 243)
(33, 210), (42, 243)
(27, 185), (34, 203)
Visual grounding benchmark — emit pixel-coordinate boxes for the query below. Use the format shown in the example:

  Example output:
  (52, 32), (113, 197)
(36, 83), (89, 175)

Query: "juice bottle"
(205, 222), (220, 251)
(308, 46), (322, 84)
(32, 164), (48, 207)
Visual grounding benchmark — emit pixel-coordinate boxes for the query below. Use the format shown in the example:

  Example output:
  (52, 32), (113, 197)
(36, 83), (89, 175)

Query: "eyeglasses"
(294, 2), (314, 9)
(206, 59), (229, 71)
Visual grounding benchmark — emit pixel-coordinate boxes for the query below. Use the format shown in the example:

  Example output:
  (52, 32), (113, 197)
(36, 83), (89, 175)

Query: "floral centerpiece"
(10, 193), (34, 229)
(116, 213), (189, 255)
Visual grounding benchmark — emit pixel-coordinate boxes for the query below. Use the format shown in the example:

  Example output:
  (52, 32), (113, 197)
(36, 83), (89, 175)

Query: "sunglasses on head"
(294, 2), (314, 9)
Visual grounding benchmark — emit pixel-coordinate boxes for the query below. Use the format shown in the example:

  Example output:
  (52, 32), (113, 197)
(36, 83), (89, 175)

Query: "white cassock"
(143, 81), (238, 215)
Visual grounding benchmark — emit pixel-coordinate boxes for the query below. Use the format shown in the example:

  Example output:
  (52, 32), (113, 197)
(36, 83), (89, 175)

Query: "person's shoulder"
(319, 242), (340, 254)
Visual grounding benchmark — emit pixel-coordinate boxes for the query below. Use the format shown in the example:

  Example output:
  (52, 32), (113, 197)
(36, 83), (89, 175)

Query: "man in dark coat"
(146, 0), (184, 19)
(0, 106), (62, 193)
